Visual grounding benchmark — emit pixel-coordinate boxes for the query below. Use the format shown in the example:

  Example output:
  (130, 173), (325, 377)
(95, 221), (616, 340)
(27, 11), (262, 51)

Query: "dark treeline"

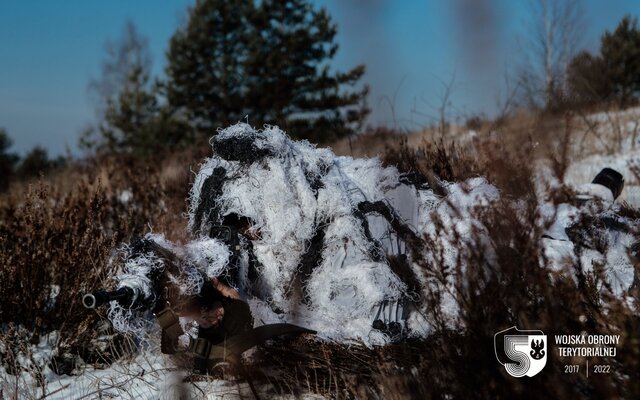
(0, 128), (66, 192)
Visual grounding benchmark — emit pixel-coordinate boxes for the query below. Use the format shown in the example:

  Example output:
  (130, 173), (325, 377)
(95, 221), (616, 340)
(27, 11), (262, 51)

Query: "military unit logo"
(494, 326), (547, 377)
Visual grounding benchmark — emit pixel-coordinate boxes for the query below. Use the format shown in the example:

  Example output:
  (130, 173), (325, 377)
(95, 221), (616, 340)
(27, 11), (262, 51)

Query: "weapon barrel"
(82, 287), (134, 309)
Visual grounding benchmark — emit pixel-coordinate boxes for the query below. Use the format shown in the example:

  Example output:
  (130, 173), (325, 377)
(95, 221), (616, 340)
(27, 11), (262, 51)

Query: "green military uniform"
(197, 297), (253, 344)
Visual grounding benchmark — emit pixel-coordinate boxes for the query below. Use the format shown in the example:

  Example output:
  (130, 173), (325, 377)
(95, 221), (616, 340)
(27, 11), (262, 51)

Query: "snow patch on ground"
(0, 331), (255, 399)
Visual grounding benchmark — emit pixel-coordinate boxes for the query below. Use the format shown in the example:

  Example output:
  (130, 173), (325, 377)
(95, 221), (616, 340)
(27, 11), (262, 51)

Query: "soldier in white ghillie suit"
(187, 123), (436, 344)
(88, 123), (445, 357)
(542, 167), (638, 297)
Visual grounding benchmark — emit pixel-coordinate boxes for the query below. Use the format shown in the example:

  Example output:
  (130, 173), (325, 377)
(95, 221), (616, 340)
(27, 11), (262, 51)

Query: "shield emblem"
(494, 326), (547, 377)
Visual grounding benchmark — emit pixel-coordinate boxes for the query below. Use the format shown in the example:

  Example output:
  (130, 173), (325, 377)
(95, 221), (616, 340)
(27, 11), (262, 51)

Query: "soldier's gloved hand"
(160, 330), (179, 354)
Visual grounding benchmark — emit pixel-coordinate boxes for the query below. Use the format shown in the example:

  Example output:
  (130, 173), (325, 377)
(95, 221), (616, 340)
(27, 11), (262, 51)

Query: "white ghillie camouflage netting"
(108, 234), (230, 339)
(108, 123), (638, 346)
(187, 124), (438, 344)
(541, 184), (638, 297)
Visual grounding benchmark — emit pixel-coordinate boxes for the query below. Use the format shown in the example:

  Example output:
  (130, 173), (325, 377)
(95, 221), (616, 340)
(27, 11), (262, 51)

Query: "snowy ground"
(0, 332), (313, 399)
(565, 151), (640, 207)
(565, 107), (640, 206)
(0, 332), (186, 399)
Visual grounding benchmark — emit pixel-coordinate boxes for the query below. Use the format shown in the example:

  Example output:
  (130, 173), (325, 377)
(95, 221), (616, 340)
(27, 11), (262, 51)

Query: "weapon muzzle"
(82, 288), (134, 309)
(82, 293), (98, 309)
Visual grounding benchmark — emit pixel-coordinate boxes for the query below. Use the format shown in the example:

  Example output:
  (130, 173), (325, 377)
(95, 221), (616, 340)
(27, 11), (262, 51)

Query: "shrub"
(566, 51), (611, 106)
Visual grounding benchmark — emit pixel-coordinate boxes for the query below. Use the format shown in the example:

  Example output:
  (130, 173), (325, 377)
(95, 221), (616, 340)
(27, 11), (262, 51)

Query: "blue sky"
(1, 1), (639, 156)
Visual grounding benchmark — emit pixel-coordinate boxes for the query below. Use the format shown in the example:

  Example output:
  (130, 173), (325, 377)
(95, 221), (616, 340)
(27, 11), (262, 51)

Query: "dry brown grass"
(331, 105), (640, 179)
(0, 143), (213, 374)
(1, 123), (638, 399)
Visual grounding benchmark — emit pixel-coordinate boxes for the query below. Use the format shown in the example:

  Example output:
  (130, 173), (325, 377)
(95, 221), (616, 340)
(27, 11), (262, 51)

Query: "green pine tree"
(601, 15), (640, 106)
(166, 0), (254, 132)
(244, 0), (368, 142)
(165, 0), (369, 142)
(83, 22), (189, 156)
